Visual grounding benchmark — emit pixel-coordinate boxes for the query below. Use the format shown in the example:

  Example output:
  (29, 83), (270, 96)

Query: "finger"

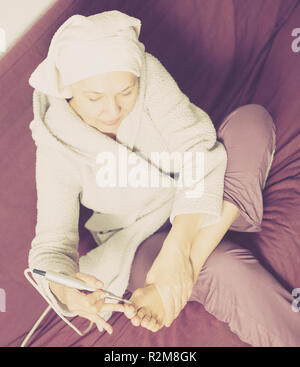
(64, 288), (89, 312)
(74, 272), (104, 289)
(76, 310), (113, 335)
(79, 293), (125, 315)
(63, 287), (106, 316)
(86, 290), (106, 305)
(70, 291), (104, 315)
(101, 301), (125, 313)
(85, 292), (109, 314)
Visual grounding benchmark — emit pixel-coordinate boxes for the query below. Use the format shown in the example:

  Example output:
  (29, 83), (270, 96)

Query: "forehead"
(74, 71), (137, 93)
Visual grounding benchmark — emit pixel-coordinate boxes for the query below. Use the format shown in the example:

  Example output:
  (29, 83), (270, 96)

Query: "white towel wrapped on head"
(29, 10), (145, 98)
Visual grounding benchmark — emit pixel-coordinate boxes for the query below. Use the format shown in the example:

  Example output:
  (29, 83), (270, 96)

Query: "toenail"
(142, 317), (150, 324)
(138, 312), (145, 319)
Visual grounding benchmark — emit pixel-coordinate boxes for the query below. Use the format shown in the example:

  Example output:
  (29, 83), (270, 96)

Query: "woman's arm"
(29, 145), (81, 316)
(145, 53), (228, 230)
(30, 146), (126, 333)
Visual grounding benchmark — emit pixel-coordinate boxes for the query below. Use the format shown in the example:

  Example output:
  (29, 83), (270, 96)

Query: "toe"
(155, 319), (164, 332)
(135, 307), (147, 326)
(131, 315), (141, 327)
(141, 314), (152, 329)
(124, 304), (137, 319)
(130, 306), (146, 327)
(148, 317), (158, 332)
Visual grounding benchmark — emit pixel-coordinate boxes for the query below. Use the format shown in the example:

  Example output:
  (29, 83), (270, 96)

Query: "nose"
(102, 96), (121, 121)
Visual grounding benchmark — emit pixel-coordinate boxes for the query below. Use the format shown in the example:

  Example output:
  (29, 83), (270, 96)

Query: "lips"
(102, 118), (121, 126)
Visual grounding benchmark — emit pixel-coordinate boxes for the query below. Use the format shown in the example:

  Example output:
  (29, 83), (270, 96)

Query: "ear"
(59, 84), (73, 99)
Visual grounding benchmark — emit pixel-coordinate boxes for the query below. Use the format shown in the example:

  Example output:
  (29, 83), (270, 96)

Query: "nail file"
(32, 268), (133, 304)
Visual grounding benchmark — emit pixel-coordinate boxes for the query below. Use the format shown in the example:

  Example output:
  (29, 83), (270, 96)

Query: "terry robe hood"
(28, 51), (228, 330)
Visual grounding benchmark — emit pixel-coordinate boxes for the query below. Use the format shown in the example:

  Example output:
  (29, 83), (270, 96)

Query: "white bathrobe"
(28, 51), (228, 329)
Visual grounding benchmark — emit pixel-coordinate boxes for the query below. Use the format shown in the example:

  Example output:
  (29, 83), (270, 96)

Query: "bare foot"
(123, 284), (165, 332)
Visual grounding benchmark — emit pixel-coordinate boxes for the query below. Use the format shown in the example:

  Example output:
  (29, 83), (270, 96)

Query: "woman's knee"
(218, 104), (276, 176)
(218, 104), (275, 147)
(235, 104), (273, 126)
(238, 104), (275, 140)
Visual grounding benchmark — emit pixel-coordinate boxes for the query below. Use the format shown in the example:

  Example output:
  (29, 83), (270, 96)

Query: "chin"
(101, 125), (118, 132)
(94, 124), (117, 135)
(100, 120), (122, 130)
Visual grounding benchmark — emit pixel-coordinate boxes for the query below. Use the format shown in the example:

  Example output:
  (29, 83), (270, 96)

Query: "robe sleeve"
(28, 145), (81, 316)
(144, 53), (228, 228)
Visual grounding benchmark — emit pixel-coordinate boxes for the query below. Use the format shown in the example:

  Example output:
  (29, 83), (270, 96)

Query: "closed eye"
(122, 89), (133, 96)
(89, 97), (102, 102)
(85, 79), (137, 101)
(88, 88), (133, 101)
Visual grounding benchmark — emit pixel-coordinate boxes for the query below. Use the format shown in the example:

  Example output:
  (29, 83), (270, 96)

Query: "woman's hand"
(144, 237), (196, 327)
(49, 272), (124, 335)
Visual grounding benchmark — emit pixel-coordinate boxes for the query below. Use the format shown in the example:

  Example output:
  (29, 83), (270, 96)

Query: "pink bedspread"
(1, 0), (299, 347)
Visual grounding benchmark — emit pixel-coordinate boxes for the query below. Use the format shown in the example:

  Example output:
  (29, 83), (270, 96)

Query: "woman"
(27, 10), (299, 346)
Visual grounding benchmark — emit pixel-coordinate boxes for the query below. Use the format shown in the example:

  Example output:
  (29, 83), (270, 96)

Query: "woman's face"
(68, 71), (139, 138)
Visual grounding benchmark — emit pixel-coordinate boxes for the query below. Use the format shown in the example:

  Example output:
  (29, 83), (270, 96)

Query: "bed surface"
(1, 0), (299, 347)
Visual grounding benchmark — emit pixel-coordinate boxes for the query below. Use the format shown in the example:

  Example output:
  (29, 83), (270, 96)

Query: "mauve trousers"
(126, 104), (300, 347)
